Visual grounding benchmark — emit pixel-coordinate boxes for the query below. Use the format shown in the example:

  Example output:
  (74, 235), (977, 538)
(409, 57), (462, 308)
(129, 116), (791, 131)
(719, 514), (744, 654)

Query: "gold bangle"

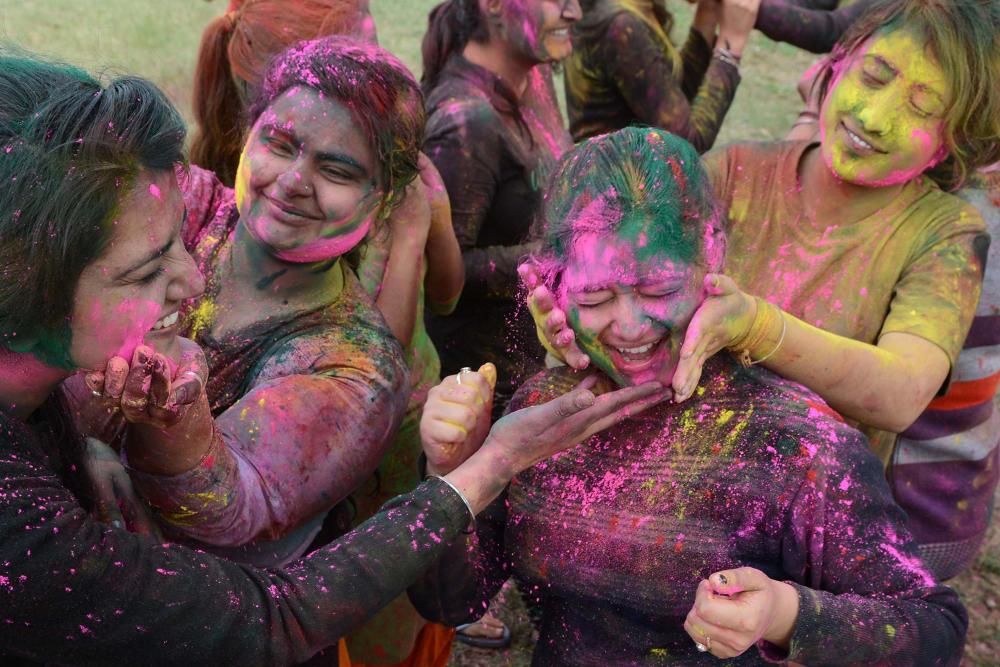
(751, 312), (786, 365)
(729, 298), (783, 367)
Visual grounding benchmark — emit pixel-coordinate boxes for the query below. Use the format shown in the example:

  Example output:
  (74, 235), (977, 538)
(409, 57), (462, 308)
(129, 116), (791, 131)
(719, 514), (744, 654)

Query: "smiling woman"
(415, 128), (969, 666)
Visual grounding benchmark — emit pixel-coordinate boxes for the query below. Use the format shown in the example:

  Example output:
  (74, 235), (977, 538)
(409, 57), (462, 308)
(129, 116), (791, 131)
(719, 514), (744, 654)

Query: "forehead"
(856, 28), (951, 100)
(259, 86), (373, 159)
(562, 231), (691, 291)
(94, 170), (181, 272)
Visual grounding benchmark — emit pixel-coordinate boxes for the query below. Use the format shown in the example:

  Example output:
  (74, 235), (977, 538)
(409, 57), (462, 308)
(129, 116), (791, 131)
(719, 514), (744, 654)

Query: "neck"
(799, 146), (908, 224)
(463, 39), (533, 99)
(229, 220), (346, 306)
(0, 349), (70, 420)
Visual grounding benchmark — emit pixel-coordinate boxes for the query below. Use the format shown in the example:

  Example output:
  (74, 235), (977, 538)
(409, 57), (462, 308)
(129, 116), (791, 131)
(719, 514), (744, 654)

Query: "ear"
(702, 224), (726, 273)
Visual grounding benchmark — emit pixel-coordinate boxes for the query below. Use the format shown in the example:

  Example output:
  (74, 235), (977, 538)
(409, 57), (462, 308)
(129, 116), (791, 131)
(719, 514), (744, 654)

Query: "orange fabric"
(928, 371), (1000, 411)
(339, 639), (352, 666)
(352, 623), (456, 667)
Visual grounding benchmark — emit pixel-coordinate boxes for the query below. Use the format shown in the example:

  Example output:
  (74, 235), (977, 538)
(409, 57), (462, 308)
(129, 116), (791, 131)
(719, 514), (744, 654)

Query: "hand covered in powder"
(421, 363), (497, 476)
(81, 437), (161, 537)
(672, 273), (756, 402)
(683, 568), (799, 658)
(519, 261), (592, 371)
(484, 376), (669, 474)
(84, 338), (209, 430)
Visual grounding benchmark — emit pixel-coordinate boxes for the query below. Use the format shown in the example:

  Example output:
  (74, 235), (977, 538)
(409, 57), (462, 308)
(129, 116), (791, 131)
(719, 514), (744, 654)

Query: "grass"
(0, 1), (996, 664)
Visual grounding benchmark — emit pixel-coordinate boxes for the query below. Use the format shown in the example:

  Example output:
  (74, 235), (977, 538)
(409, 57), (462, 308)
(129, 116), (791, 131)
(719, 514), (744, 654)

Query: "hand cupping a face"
(83, 338), (208, 430)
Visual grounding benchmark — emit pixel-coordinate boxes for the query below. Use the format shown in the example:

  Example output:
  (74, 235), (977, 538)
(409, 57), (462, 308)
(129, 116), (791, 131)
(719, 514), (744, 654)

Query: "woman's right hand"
(717, 0), (762, 56)
(519, 262), (592, 371)
(84, 339), (208, 430)
(421, 363), (497, 476)
(485, 376), (668, 475)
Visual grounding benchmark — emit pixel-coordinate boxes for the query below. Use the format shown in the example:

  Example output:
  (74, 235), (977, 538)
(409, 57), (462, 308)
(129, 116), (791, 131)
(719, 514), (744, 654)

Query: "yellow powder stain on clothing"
(649, 648), (669, 657)
(716, 409), (735, 426)
(186, 299), (216, 339)
(884, 624), (897, 639)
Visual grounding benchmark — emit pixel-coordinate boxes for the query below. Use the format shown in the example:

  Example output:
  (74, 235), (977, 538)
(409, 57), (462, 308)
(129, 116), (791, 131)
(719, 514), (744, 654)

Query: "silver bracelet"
(428, 475), (477, 534)
(712, 46), (741, 69)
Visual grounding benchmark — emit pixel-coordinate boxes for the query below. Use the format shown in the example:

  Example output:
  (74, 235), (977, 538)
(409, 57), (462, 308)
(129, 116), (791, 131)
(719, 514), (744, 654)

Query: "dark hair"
(249, 36), (425, 217)
(532, 128), (724, 290)
(815, 0), (1000, 190)
(190, 0), (370, 185)
(0, 50), (186, 368)
(421, 0), (488, 94)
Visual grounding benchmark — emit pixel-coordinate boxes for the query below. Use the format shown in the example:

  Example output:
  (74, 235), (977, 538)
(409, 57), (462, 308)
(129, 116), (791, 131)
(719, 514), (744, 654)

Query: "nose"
(561, 0), (582, 21)
(166, 247), (205, 304)
(610, 293), (652, 340)
(276, 162), (313, 199)
(855, 87), (896, 135)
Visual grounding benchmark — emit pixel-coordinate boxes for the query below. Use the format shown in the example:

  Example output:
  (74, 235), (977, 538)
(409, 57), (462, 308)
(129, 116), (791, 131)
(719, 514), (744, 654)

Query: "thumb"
(708, 567), (769, 596)
(477, 362), (497, 391)
(703, 273), (737, 297)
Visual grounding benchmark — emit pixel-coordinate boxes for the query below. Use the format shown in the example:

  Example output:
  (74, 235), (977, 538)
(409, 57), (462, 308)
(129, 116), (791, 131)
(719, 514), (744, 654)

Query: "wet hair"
(421, 0), (489, 94)
(249, 36), (425, 217)
(0, 49), (186, 369)
(532, 127), (723, 290)
(815, 0), (1000, 190)
(190, 0), (370, 185)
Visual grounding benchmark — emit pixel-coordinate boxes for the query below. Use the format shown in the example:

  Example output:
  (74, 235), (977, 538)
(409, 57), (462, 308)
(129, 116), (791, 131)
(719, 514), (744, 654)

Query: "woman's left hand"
(672, 273), (756, 402)
(683, 567), (799, 658)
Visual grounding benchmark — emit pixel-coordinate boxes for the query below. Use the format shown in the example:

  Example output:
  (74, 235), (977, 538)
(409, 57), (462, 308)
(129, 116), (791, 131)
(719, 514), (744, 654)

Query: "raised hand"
(519, 261), (592, 370)
(84, 339), (208, 429)
(672, 273), (755, 402)
(421, 363), (497, 475)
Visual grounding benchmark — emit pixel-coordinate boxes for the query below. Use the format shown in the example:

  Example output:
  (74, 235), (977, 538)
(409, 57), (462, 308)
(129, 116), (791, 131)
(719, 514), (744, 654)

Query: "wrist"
(762, 580), (799, 648)
(717, 32), (748, 58)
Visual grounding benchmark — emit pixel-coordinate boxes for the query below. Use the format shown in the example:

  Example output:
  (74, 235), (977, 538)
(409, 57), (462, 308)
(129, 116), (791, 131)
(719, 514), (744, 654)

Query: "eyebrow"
(113, 207), (185, 281)
(262, 123), (369, 177)
(865, 54), (946, 104)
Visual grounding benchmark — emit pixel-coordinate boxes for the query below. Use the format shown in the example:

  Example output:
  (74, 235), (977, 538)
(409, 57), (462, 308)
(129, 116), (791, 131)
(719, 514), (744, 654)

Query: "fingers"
(684, 607), (750, 659)
(425, 398), (479, 435)
(576, 381), (670, 439)
(709, 567), (765, 596)
(517, 261), (541, 292)
(112, 471), (158, 535)
(103, 357), (130, 399)
(170, 338), (209, 407)
(120, 346), (154, 418)
(477, 362), (498, 392)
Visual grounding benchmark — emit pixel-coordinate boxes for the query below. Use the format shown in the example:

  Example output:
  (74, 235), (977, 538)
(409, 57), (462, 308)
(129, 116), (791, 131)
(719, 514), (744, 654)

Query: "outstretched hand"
(485, 376), (669, 474)
(672, 273), (756, 402)
(519, 261), (592, 370)
(82, 437), (161, 537)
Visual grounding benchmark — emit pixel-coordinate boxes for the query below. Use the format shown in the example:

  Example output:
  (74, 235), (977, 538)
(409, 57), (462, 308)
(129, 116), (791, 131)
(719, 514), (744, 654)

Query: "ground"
(0, 1), (996, 663)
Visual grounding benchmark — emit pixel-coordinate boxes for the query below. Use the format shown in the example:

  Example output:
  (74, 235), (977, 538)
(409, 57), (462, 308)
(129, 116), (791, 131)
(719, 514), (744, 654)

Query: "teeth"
(551, 28), (569, 37)
(152, 311), (179, 331)
(846, 127), (873, 151)
(617, 342), (655, 355)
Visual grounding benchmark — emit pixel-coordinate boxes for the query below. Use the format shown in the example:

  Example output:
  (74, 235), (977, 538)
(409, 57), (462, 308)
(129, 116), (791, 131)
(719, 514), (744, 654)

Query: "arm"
(773, 435), (967, 664)
(605, 12), (740, 153)
(421, 157), (465, 315)
(126, 328), (409, 546)
(0, 424), (474, 667)
(755, 0), (872, 54)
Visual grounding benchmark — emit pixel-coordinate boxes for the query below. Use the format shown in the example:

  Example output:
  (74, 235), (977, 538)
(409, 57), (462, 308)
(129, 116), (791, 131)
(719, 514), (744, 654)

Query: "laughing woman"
(417, 128), (968, 666)
(0, 49), (666, 666)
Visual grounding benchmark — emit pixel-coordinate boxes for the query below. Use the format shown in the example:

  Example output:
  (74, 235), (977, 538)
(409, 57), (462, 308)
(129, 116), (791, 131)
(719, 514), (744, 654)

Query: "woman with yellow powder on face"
(530, 0), (998, 469)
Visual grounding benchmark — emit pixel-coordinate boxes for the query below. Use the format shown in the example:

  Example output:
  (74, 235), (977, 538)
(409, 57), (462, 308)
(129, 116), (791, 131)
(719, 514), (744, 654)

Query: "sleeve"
(126, 328), (409, 546)
(764, 432), (967, 665)
(407, 491), (512, 625)
(879, 205), (989, 369)
(678, 28), (713, 100)
(604, 13), (740, 153)
(755, 0), (873, 54)
(424, 102), (534, 301)
(176, 164), (235, 249)
(0, 430), (472, 667)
